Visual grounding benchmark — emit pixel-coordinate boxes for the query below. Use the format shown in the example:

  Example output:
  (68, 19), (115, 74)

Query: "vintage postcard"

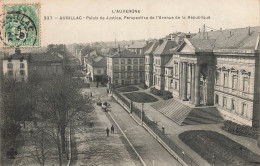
(0, 0), (259, 165)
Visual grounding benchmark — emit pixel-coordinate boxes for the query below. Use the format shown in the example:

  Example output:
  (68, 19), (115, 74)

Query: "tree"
(36, 75), (93, 165)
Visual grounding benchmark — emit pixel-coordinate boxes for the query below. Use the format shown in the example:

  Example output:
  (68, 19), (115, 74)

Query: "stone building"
(170, 26), (260, 127)
(145, 41), (159, 87)
(107, 49), (145, 86)
(2, 49), (64, 81)
(152, 40), (179, 90)
(85, 56), (107, 82)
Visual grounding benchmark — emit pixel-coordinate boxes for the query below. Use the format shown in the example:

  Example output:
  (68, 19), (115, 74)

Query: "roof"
(192, 26), (260, 50)
(145, 41), (159, 54)
(128, 41), (147, 49)
(31, 53), (63, 62)
(153, 40), (179, 55)
(165, 56), (175, 68)
(3, 52), (63, 62)
(111, 49), (141, 58)
(92, 57), (107, 67)
(184, 38), (216, 52)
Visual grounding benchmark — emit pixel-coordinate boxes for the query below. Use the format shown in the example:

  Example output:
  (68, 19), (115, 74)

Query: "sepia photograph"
(0, 0), (259, 165)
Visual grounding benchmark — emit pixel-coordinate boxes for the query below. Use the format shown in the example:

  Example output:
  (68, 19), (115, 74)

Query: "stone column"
(179, 62), (183, 99)
(191, 64), (196, 104)
(189, 64), (193, 102)
(182, 62), (188, 101)
(194, 64), (201, 106)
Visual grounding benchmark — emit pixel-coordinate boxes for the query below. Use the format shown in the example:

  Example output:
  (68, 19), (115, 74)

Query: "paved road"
(85, 86), (181, 166)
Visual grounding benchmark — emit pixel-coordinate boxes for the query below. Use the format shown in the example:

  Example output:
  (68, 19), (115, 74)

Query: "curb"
(108, 112), (147, 166)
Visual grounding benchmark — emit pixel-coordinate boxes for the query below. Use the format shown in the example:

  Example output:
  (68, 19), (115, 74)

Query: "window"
(97, 69), (101, 74)
(20, 70), (25, 75)
(127, 73), (132, 78)
(242, 103), (247, 116)
(121, 66), (125, 71)
(121, 59), (125, 64)
(114, 73), (119, 78)
(231, 100), (235, 110)
(7, 63), (13, 69)
(114, 66), (119, 71)
(8, 70), (13, 76)
(170, 79), (173, 88)
(121, 73), (125, 78)
(174, 64), (178, 76)
(20, 63), (24, 68)
(127, 59), (131, 64)
(115, 80), (118, 85)
(165, 70), (167, 75)
(114, 59), (119, 64)
(223, 97), (227, 108)
(224, 74), (228, 87)
(140, 66), (144, 70)
(133, 59), (138, 64)
(139, 72), (143, 77)
(243, 77), (249, 92)
(215, 95), (219, 104)
(127, 66), (131, 71)
(232, 75), (237, 89)
(133, 66), (138, 71)
(133, 72), (138, 77)
(140, 59), (144, 64)
(216, 72), (220, 85)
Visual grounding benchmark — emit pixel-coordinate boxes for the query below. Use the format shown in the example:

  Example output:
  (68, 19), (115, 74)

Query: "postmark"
(1, 3), (40, 47)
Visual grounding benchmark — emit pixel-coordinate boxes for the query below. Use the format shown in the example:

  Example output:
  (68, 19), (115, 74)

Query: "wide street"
(74, 84), (182, 166)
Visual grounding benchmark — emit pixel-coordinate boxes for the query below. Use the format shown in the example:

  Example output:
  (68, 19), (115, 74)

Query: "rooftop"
(128, 41), (147, 49)
(145, 41), (159, 54)
(110, 49), (142, 58)
(153, 40), (179, 55)
(192, 26), (260, 50)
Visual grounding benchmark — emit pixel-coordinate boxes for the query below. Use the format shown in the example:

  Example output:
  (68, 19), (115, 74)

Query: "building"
(107, 49), (145, 86)
(85, 56), (107, 82)
(152, 40), (179, 90)
(170, 26), (260, 127)
(2, 48), (64, 81)
(144, 41), (159, 87)
(127, 41), (149, 55)
(2, 49), (28, 82)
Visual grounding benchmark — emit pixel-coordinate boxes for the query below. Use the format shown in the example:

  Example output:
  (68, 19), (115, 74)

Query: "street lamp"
(141, 103), (144, 126)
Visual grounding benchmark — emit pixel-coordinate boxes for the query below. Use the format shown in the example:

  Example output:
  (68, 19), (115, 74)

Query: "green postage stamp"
(3, 3), (40, 47)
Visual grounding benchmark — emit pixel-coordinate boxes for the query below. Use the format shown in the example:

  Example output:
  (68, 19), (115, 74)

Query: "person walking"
(106, 127), (110, 137)
(162, 125), (165, 134)
(111, 125), (114, 134)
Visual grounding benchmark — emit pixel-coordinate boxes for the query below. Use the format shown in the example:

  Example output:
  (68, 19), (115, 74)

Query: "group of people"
(106, 125), (114, 137)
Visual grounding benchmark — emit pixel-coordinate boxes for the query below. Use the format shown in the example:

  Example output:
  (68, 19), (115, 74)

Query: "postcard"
(0, 0), (259, 166)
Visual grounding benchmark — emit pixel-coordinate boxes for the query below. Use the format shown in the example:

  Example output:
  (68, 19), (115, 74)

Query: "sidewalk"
(86, 86), (182, 166)
(72, 87), (140, 166)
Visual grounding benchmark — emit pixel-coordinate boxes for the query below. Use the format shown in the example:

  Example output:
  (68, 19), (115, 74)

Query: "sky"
(0, 0), (259, 46)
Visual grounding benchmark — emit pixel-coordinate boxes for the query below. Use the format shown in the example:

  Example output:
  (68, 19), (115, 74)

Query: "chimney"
(159, 39), (164, 45)
(118, 44), (121, 53)
(15, 47), (21, 54)
(229, 31), (232, 37)
(248, 26), (251, 35)
(199, 28), (201, 33)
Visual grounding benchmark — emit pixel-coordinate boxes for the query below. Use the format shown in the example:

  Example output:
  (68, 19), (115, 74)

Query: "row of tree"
(1, 73), (93, 166)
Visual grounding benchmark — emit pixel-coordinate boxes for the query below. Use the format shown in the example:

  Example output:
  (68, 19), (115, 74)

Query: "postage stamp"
(2, 3), (40, 47)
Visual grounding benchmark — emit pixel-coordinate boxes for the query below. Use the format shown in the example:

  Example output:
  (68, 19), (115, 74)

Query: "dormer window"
(7, 63), (13, 69)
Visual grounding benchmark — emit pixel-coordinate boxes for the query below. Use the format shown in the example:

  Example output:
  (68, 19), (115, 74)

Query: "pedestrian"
(106, 127), (110, 137)
(107, 89), (109, 94)
(90, 92), (92, 97)
(111, 125), (114, 134)
(162, 125), (165, 134)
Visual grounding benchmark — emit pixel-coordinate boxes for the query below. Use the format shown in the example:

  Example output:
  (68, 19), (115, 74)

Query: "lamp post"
(141, 103), (144, 126)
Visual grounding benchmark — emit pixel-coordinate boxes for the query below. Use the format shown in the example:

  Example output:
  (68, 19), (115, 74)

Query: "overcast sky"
(1, 0), (259, 46)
